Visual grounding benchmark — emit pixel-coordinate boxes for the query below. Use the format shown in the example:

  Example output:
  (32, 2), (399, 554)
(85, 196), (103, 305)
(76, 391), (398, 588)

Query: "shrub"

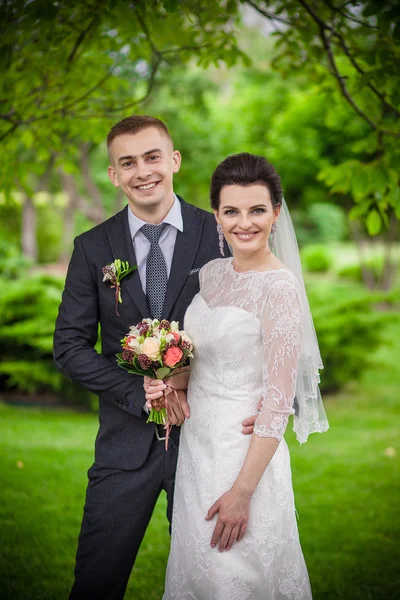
(0, 241), (32, 279)
(0, 273), (95, 409)
(293, 202), (348, 247)
(0, 270), (392, 406)
(301, 244), (332, 273)
(337, 255), (384, 282)
(307, 281), (392, 393)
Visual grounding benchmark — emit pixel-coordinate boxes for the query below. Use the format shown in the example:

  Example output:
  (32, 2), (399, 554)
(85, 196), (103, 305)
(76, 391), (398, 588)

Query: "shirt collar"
(128, 194), (183, 240)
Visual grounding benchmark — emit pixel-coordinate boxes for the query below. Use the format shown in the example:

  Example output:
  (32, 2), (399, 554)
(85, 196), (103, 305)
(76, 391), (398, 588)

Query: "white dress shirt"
(127, 195), (184, 294)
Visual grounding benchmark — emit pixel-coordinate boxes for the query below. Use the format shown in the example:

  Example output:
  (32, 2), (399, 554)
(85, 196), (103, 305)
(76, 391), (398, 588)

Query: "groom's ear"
(172, 150), (182, 173)
(108, 165), (120, 188)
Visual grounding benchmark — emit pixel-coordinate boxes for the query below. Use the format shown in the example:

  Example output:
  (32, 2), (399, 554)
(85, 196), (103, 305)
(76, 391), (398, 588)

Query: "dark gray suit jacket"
(53, 197), (223, 470)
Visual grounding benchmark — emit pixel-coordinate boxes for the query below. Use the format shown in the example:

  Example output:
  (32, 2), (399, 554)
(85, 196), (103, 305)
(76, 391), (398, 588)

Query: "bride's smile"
(215, 183), (281, 272)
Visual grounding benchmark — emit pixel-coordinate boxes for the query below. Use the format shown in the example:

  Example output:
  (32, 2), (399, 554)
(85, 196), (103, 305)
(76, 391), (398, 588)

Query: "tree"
(0, 0), (245, 256)
(239, 0), (400, 288)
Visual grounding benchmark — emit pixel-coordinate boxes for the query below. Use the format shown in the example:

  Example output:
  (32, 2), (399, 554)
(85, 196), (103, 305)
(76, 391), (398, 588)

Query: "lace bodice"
(199, 258), (303, 442)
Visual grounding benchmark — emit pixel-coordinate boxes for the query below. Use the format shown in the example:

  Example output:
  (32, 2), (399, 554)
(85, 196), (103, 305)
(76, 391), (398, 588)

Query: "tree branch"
(0, 121), (19, 142)
(297, 0), (399, 137)
(323, 0), (379, 30)
(245, 0), (293, 26)
(67, 15), (99, 67)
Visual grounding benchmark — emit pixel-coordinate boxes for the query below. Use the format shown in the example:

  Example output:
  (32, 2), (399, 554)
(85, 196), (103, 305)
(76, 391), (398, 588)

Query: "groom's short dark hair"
(107, 115), (173, 150)
(210, 153), (283, 210)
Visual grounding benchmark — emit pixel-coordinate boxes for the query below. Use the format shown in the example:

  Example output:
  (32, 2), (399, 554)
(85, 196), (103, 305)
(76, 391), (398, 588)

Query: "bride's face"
(215, 184), (279, 257)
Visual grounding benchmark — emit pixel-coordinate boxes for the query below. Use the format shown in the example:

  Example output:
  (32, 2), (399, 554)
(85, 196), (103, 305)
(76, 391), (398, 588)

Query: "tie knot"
(141, 223), (168, 244)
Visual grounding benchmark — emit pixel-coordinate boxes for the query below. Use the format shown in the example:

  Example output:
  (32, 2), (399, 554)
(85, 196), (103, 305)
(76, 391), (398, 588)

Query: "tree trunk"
(349, 216), (398, 292)
(59, 169), (80, 263)
(349, 220), (376, 290)
(21, 194), (37, 261)
(80, 142), (105, 224)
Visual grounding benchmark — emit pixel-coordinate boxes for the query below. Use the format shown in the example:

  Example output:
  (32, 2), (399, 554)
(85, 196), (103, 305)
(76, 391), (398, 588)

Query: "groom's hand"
(242, 399), (262, 435)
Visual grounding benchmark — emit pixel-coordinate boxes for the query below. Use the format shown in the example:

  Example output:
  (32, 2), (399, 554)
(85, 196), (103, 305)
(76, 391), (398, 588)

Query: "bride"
(145, 152), (329, 600)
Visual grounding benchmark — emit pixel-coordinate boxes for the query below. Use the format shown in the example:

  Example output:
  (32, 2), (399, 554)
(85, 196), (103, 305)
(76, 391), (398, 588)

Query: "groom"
(54, 115), (256, 599)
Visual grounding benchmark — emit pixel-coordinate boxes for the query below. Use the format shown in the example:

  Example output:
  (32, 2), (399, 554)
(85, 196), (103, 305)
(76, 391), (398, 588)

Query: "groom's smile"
(135, 181), (160, 191)
(107, 126), (181, 222)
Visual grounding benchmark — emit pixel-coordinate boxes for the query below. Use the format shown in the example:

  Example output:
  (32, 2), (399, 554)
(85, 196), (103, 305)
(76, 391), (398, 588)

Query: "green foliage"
(337, 255), (385, 282)
(0, 273), (93, 407)
(0, 0), (244, 195)
(253, 0), (400, 233)
(36, 204), (64, 264)
(308, 281), (391, 393)
(1, 323), (399, 599)
(294, 203), (348, 247)
(0, 241), (31, 279)
(301, 245), (333, 273)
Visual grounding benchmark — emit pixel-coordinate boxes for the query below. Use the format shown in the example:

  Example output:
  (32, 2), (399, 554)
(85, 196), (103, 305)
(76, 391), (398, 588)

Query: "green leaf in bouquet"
(131, 355), (155, 377)
(128, 366), (154, 377)
(156, 367), (171, 380)
(115, 353), (131, 370)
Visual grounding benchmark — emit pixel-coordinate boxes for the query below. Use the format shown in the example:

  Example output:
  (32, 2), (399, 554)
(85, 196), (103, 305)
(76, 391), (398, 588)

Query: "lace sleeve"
(199, 264), (206, 290)
(254, 279), (303, 442)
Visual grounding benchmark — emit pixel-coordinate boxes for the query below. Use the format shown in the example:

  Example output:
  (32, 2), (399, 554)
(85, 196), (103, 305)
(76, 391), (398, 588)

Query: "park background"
(0, 1), (399, 598)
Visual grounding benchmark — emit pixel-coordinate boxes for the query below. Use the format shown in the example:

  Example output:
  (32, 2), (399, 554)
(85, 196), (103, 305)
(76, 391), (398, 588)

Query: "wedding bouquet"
(116, 319), (193, 445)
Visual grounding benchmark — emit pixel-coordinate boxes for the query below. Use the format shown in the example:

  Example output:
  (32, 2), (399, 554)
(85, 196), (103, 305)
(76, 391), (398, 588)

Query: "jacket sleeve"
(53, 236), (146, 418)
(254, 280), (303, 441)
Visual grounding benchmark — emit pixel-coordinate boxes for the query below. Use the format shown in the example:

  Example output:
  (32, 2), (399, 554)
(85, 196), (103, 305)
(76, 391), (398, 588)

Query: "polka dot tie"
(141, 223), (169, 320)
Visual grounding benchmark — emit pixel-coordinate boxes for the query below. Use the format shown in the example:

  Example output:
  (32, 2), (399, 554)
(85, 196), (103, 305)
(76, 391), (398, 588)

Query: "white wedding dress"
(163, 258), (312, 600)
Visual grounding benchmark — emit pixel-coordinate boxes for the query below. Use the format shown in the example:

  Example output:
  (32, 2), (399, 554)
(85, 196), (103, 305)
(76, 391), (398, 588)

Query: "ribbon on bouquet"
(163, 384), (186, 451)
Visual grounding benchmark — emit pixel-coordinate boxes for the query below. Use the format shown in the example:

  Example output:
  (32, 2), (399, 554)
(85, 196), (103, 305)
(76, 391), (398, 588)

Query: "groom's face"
(107, 127), (181, 217)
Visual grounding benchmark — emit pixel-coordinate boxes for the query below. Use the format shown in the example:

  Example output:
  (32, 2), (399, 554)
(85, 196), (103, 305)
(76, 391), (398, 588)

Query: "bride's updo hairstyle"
(210, 152), (283, 210)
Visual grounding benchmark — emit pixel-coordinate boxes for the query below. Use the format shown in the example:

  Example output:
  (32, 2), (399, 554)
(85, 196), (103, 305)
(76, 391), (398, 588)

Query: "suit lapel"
(162, 197), (204, 319)
(106, 206), (149, 318)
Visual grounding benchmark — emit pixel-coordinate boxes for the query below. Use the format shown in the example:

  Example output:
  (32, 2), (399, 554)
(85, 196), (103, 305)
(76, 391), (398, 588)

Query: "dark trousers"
(69, 433), (178, 600)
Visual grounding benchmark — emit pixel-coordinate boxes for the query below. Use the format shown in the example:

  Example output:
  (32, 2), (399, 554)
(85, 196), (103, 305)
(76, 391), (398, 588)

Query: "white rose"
(170, 321), (179, 333)
(141, 337), (160, 360)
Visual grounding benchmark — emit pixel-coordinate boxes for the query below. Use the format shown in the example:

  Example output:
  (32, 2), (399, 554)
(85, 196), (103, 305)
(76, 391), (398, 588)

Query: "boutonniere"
(102, 259), (137, 316)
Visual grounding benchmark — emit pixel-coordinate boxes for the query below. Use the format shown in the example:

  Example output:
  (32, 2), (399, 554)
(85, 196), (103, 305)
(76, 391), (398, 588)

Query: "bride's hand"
(205, 488), (251, 552)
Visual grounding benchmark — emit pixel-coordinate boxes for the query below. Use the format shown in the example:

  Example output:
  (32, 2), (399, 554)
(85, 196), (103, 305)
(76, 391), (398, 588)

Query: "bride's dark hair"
(210, 152), (283, 210)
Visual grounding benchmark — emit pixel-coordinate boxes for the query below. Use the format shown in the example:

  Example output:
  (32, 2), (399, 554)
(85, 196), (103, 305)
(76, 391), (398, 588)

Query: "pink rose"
(172, 332), (180, 342)
(164, 346), (183, 368)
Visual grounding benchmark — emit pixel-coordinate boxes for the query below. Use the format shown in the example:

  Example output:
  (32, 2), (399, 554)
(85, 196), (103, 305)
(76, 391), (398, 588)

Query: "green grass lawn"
(1, 321), (399, 600)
